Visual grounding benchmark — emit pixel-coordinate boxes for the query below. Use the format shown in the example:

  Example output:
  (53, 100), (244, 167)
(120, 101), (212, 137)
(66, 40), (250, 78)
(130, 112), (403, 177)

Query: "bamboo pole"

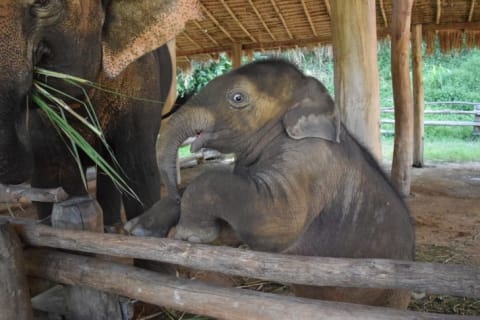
(412, 24), (425, 167)
(23, 248), (472, 320)
(391, 0), (415, 196)
(13, 223), (480, 299)
(0, 222), (33, 320)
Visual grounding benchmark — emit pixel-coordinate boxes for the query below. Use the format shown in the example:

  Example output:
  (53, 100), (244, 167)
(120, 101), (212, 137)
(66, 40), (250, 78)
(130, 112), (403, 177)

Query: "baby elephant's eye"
(227, 90), (250, 109)
(233, 93), (244, 102)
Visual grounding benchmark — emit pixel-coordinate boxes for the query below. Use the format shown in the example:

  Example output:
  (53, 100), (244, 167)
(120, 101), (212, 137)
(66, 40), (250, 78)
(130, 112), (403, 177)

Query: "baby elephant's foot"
(124, 197), (180, 237)
(174, 221), (220, 244)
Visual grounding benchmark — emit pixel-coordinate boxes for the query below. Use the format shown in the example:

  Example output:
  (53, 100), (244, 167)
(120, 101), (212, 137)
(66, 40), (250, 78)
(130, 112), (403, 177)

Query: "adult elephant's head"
(158, 59), (340, 200)
(0, 0), (199, 184)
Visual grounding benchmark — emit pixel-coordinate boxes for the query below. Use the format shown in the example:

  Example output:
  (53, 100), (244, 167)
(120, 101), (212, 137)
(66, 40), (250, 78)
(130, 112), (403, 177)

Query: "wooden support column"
(161, 39), (178, 117)
(391, 0), (414, 196)
(0, 222), (33, 320)
(331, 0), (382, 160)
(231, 43), (243, 69)
(412, 24), (425, 168)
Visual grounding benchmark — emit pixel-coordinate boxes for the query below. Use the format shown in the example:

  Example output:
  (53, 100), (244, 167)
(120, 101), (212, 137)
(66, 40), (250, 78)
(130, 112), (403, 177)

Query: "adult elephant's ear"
(102, 0), (200, 78)
(283, 77), (341, 143)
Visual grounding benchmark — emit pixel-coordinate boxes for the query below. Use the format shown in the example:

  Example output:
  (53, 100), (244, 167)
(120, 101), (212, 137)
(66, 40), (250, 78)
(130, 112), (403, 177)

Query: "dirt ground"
(403, 162), (480, 315)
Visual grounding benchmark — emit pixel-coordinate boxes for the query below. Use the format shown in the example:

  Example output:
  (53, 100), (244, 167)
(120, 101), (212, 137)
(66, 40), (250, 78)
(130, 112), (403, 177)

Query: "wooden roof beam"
(183, 30), (203, 50)
(220, 0), (257, 43)
(300, 0), (318, 37)
(193, 20), (220, 47)
(248, 0), (276, 41)
(269, 0), (293, 39)
(379, 0), (388, 27)
(436, 0), (442, 24)
(182, 31), (214, 60)
(468, 0), (476, 22)
(200, 3), (235, 42)
(324, 0), (331, 18)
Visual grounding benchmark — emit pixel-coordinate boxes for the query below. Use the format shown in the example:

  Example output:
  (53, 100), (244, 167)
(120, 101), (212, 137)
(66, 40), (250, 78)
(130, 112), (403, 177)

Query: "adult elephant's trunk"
(157, 106), (215, 200)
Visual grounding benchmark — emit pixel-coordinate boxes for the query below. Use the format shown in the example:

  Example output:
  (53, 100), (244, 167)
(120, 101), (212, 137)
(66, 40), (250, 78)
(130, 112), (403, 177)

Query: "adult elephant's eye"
(227, 90), (250, 109)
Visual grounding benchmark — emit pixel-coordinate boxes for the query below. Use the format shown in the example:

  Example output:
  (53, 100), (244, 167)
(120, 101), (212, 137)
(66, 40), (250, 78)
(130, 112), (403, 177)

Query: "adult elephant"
(126, 59), (416, 308)
(0, 0), (198, 225)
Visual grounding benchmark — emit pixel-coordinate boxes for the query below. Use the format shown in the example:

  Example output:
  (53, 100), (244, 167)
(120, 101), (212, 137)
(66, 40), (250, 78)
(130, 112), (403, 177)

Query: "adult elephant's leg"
(112, 110), (161, 221)
(29, 118), (88, 221)
(96, 171), (122, 226)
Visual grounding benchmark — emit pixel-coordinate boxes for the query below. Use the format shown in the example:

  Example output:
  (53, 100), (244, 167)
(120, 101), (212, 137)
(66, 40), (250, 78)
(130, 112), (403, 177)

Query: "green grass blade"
(35, 67), (166, 105)
(31, 93), (140, 203)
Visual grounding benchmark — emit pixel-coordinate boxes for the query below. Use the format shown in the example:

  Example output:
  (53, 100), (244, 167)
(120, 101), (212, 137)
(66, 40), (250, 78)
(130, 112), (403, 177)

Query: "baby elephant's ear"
(283, 77), (341, 143)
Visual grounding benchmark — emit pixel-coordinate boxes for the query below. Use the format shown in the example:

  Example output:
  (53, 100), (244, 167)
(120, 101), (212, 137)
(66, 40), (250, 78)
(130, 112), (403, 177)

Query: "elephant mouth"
(190, 131), (216, 152)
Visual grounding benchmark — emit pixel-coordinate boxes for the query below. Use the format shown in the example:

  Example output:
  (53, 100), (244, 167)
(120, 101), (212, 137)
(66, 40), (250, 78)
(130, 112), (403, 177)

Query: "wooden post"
(330, 0), (382, 160)
(412, 24), (425, 168)
(0, 222), (33, 320)
(161, 39), (178, 117)
(231, 43), (243, 69)
(50, 196), (125, 319)
(474, 104), (480, 136)
(391, 0), (414, 196)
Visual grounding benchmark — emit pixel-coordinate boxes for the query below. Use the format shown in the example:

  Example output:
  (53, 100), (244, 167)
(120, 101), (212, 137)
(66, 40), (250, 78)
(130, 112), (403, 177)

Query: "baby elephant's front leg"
(173, 170), (243, 244)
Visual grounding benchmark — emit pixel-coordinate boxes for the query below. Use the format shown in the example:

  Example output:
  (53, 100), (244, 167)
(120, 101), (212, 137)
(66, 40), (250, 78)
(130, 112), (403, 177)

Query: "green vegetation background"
(177, 43), (480, 162)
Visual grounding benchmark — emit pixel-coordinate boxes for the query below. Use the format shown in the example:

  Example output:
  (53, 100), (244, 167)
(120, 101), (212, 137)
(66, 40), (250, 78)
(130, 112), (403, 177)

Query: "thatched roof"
(176, 0), (480, 66)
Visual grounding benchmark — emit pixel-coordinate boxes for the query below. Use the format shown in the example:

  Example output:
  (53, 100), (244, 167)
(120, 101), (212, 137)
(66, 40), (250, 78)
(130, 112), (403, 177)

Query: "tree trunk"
(391, 0), (414, 196)
(331, 0), (382, 160)
(0, 222), (33, 320)
(412, 24), (425, 168)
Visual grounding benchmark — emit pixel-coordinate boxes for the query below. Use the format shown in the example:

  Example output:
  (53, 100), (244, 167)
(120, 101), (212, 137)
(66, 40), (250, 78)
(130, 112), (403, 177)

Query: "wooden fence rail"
(11, 221), (480, 299)
(23, 248), (474, 320)
(381, 102), (480, 129)
(0, 218), (478, 319)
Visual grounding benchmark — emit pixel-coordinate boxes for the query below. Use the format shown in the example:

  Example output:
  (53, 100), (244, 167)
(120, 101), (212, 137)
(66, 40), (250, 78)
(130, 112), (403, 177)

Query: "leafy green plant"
(32, 68), (140, 201)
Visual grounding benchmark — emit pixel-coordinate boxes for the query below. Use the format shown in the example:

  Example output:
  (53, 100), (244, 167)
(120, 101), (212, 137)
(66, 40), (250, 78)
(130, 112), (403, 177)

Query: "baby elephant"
(126, 59), (415, 308)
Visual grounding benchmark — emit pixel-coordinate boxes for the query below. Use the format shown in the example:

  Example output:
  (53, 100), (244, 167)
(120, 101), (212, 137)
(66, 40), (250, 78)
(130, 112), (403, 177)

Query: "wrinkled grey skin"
(126, 59), (415, 308)
(0, 0), (177, 225)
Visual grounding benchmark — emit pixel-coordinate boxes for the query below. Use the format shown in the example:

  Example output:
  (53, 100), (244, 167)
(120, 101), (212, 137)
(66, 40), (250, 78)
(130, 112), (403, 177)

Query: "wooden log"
(0, 222), (33, 320)
(331, 0), (382, 160)
(0, 184), (68, 204)
(14, 223), (480, 299)
(51, 196), (103, 232)
(23, 248), (473, 320)
(412, 24), (425, 168)
(48, 196), (125, 319)
(390, 0), (415, 196)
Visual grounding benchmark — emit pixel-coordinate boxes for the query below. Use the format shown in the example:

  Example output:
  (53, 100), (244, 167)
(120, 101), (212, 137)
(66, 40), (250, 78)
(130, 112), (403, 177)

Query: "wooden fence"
(381, 101), (480, 133)
(1, 217), (479, 320)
